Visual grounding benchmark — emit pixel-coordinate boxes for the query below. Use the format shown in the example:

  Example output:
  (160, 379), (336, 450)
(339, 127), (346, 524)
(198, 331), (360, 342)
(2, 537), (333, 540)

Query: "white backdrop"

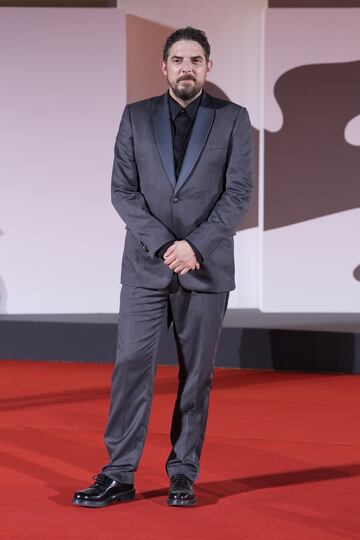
(2, 6), (358, 315)
(1, 2), (264, 314)
(260, 8), (360, 312)
(0, 8), (126, 313)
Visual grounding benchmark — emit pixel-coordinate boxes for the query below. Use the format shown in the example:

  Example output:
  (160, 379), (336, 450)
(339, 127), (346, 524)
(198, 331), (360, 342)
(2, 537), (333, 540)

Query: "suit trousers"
(101, 274), (229, 484)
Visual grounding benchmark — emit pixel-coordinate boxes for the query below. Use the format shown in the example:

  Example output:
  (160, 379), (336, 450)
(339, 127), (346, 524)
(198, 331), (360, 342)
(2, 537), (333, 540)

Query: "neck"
(169, 88), (202, 108)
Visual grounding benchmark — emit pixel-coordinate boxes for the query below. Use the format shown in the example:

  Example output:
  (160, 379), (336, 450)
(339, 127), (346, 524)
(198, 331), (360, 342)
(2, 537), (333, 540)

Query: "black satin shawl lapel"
(175, 98), (215, 195)
(152, 94), (176, 190)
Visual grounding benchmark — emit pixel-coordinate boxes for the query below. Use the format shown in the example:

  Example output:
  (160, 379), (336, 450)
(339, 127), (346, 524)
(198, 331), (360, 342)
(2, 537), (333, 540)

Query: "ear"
(206, 59), (213, 74)
(160, 59), (167, 76)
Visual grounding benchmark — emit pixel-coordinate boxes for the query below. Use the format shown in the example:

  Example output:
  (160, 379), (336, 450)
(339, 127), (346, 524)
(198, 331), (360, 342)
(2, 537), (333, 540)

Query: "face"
(161, 39), (213, 102)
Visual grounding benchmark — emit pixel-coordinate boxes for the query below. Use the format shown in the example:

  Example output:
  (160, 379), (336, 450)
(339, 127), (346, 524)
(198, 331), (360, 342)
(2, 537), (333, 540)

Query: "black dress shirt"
(168, 91), (202, 178)
(156, 92), (204, 262)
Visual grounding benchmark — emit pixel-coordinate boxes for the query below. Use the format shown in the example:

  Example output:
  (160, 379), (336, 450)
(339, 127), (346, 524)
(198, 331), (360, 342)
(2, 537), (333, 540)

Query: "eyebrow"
(171, 55), (204, 61)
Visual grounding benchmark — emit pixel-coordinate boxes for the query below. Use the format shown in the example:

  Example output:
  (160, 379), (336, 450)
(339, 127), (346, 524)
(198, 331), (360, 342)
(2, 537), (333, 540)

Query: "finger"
(169, 260), (181, 270)
(173, 265), (184, 274)
(195, 262), (200, 270)
(164, 243), (177, 258)
(179, 268), (190, 275)
(164, 254), (178, 266)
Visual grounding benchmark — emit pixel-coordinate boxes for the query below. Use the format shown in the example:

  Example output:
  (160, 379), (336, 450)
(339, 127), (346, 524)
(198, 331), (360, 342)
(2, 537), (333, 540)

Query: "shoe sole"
(167, 497), (197, 507)
(72, 488), (135, 508)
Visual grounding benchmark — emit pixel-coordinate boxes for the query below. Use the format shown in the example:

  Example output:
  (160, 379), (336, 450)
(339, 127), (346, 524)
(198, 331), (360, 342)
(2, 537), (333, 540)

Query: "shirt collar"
(168, 90), (203, 121)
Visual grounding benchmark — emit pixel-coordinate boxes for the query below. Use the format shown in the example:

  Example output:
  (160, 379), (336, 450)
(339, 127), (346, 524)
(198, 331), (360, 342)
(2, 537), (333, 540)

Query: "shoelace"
(91, 473), (109, 488)
(172, 474), (191, 490)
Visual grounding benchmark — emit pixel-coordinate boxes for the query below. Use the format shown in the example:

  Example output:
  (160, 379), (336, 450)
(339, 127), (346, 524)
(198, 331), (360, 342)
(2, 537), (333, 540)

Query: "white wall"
(261, 8), (360, 312)
(0, 8), (126, 313)
(0, 2), (265, 314)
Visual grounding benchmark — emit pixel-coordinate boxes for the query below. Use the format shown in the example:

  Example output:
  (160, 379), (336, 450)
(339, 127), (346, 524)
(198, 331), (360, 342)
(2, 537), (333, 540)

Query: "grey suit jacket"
(111, 91), (253, 293)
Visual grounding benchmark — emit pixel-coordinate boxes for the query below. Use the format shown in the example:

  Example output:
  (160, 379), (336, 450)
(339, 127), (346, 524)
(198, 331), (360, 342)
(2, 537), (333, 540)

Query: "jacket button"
(173, 197), (179, 203)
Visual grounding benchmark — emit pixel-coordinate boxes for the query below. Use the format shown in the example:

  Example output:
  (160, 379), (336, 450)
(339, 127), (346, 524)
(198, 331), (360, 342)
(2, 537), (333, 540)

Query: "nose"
(181, 59), (192, 73)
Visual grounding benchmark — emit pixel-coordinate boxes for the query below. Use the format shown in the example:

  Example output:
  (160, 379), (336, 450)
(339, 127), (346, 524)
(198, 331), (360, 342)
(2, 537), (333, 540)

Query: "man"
(73, 26), (252, 508)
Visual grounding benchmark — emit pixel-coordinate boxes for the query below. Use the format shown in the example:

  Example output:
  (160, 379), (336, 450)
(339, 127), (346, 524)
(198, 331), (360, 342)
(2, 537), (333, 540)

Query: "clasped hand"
(163, 240), (200, 275)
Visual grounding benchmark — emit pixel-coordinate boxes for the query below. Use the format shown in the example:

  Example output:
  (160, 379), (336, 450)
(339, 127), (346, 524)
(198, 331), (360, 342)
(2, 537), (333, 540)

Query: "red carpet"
(0, 360), (359, 539)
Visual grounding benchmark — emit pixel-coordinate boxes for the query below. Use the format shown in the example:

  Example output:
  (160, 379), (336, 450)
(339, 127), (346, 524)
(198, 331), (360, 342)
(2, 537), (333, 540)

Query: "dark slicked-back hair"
(162, 26), (211, 62)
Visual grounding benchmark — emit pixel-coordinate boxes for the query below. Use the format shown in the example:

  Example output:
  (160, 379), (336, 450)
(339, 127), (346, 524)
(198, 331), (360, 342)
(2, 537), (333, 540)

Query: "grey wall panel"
(1, 320), (359, 373)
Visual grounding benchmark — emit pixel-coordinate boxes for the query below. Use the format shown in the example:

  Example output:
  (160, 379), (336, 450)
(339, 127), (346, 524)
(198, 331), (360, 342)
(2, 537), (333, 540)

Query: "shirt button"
(173, 197), (179, 203)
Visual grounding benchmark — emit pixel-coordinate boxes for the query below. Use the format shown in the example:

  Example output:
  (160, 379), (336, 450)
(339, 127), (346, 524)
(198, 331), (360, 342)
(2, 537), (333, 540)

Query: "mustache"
(177, 76), (196, 82)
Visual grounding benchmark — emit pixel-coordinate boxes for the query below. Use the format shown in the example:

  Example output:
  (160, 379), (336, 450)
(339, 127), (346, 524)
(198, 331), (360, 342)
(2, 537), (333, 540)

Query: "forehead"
(168, 39), (205, 59)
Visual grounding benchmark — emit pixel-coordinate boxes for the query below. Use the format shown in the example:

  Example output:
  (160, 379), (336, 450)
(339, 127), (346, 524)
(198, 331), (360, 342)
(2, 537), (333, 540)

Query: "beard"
(170, 76), (202, 101)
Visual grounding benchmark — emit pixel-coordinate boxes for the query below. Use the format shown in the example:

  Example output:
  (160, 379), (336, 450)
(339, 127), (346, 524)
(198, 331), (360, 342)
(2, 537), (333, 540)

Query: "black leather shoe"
(167, 474), (196, 507)
(72, 473), (135, 508)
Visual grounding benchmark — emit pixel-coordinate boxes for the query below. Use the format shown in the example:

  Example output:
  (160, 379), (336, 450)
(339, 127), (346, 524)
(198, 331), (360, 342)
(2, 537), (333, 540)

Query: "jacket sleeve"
(111, 105), (176, 258)
(185, 106), (253, 259)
